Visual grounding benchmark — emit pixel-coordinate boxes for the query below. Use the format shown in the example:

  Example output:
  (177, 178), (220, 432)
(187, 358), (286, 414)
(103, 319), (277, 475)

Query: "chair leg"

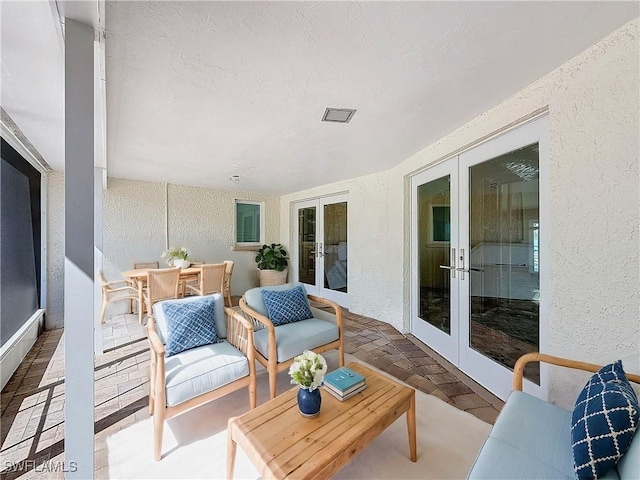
(100, 302), (107, 325)
(268, 363), (277, 400)
(153, 408), (164, 461)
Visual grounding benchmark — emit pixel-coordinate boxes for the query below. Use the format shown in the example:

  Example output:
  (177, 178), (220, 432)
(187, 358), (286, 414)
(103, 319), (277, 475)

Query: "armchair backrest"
(243, 282), (306, 318)
(152, 293), (226, 343)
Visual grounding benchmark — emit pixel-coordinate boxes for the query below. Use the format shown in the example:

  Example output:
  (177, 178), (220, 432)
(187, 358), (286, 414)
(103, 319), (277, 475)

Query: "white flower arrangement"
(288, 350), (327, 392)
(161, 247), (189, 266)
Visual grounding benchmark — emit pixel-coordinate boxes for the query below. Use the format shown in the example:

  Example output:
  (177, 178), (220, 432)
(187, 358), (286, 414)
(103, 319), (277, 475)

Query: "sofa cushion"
(617, 428), (640, 479)
(468, 391), (576, 479)
(162, 296), (219, 357)
(164, 340), (249, 407)
(153, 293), (226, 342)
(571, 362), (639, 480)
(261, 285), (313, 326)
(244, 282), (304, 318)
(253, 318), (339, 363)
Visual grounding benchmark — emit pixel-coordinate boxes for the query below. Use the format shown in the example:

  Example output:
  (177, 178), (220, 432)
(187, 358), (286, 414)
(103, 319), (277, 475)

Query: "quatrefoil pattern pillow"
(571, 361), (639, 479)
(261, 285), (313, 326)
(163, 297), (219, 357)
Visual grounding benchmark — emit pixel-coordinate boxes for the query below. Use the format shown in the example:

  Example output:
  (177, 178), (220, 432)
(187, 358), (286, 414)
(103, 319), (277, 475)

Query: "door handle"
(438, 248), (456, 279)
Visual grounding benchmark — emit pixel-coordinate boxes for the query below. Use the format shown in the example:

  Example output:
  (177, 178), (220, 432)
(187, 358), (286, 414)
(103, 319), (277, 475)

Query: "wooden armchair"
(239, 283), (344, 399)
(98, 270), (138, 324)
(146, 295), (257, 460)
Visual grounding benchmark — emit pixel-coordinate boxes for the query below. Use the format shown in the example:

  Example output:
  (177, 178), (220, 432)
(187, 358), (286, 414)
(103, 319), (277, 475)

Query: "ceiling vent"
(322, 108), (356, 123)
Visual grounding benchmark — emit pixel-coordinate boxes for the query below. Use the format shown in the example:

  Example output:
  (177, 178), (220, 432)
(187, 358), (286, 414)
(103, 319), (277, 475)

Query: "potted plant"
(255, 243), (289, 286)
(161, 247), (191, 268)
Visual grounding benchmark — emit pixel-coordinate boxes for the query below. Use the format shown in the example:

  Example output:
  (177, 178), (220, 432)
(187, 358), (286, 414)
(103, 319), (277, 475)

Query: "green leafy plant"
(255, 243), (289, 271)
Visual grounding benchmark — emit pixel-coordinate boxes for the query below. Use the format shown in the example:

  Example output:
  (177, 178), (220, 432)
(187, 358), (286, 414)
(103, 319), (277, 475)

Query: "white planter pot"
(172, 259), (191, 268)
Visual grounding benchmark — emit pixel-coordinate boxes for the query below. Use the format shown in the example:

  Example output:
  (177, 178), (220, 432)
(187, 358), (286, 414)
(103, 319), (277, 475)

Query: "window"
(235, 200), (264, 247)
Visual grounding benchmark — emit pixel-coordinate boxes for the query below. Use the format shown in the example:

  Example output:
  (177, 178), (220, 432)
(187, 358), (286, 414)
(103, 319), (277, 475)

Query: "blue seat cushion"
(571, 361), (639, 480)
(164, 341), (249, 406)
(153, 293), (226, 342)
(253, 318), (339, 363)
(468, 391), (577, 479)
(261, 285), (313, 326)
(162, 296), (220, 357)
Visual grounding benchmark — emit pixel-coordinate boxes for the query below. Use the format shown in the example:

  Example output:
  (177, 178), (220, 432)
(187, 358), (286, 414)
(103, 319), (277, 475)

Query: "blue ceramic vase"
(297, 387), (321, 418)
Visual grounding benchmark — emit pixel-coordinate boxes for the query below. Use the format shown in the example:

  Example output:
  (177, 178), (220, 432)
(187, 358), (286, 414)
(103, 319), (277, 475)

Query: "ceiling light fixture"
(322, 107), (357, 123)
(230, 175), (240, 184)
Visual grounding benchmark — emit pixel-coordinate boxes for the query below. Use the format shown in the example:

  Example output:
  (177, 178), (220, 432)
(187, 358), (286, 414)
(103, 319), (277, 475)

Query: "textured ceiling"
(3, 2), (637, 194)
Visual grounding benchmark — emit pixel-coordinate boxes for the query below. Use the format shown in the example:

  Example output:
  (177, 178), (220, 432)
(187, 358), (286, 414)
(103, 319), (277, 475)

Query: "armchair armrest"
(513, 352), (640, 391)
(224, 307), (255, 361)
(307, 294), (343, 329)
(105, 279), (136, 289)
(146, 320), (166, 357)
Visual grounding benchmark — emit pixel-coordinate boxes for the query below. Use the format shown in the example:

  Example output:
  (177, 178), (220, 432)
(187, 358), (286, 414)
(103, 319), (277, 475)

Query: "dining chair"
(223, 260), (234, 307)
(185, 263), (225, 297)
(99, 270), (139, 324)
(131, 262), (160, 315)
(143, 267), (181, 322)
(134, 261), (160, 269)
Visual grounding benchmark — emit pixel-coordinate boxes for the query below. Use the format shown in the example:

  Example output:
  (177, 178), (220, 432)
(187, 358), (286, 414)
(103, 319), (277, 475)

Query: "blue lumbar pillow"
(162, 296), (219, 357)
(571, 361), (639, 480)
(261, 285), (313, 326)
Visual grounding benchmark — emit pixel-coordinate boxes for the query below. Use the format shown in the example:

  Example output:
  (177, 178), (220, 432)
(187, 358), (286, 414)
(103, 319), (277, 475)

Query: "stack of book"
(323, 367), (366, 401)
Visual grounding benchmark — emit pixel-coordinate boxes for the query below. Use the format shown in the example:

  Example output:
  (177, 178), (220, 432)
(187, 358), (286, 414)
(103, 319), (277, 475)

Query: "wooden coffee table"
(227, 362), (416, 479)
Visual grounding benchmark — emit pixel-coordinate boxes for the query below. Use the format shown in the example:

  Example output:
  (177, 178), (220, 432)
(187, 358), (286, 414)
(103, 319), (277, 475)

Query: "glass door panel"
(297, 206), (316, 287)
(417, 177), (451, 334)
(322, 201), (348, 293)
(468, 143), (540, 384)
(411, 158), (459, 364)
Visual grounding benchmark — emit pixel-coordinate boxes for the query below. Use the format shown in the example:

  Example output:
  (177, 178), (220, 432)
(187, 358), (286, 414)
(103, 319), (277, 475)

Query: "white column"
(64, 18), (95, 478)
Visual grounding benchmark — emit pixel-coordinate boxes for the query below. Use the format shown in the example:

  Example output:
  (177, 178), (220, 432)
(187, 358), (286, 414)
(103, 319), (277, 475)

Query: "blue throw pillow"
(162, 297), (219, 357)
(571, 361), (639, 480)
(261, 285), (313, 326)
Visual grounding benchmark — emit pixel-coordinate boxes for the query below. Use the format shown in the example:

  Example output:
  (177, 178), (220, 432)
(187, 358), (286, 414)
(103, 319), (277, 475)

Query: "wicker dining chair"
(223, 260), (234, 307)
(143, 268), (181, 321)
(134, 261), (160, 269)
(185, 263), (225, 297)
(99, 270), (139, 324)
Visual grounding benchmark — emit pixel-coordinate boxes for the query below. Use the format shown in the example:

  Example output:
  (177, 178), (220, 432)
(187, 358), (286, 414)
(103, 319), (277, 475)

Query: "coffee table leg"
(407, 392), (417, 461)
(227, 418), (237, 479)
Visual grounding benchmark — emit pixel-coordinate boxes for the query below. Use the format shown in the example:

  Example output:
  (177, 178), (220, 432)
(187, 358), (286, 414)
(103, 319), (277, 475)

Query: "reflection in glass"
(323, 202), (348, 292)
(417, 176), (451, 334)
(469, 143), (540, 384)
(298, 207), (316, 286)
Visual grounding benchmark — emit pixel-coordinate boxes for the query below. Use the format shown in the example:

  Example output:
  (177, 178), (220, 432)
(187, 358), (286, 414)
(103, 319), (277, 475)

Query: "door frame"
(292, 193), (349, 307)
(410, 115), (550, 401)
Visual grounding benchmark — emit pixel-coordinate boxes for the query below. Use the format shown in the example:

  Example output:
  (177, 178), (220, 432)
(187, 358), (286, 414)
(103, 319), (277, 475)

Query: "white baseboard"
(0, 309), (44, 390)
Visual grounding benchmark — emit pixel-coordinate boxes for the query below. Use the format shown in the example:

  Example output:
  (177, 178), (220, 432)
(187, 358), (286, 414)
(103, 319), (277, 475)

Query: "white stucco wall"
(281, 18), (640, 408)
(45, 171), (65, 329)
(101, 178), (280, 318)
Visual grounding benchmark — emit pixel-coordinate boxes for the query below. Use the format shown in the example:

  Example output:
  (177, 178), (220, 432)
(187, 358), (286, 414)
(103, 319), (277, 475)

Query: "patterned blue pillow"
(261, 286), (313, 326)
(162, 297), (219, 357)
(571, 361), (639, 479)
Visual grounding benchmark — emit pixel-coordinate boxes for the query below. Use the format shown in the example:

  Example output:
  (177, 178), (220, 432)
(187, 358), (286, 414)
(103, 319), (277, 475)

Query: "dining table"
(121, 266), (202, 323)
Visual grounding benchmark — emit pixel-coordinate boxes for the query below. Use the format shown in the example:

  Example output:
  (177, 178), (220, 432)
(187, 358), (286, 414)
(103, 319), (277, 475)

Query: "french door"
(293, 194), (349, 307)
(412, 116), (548, 400)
